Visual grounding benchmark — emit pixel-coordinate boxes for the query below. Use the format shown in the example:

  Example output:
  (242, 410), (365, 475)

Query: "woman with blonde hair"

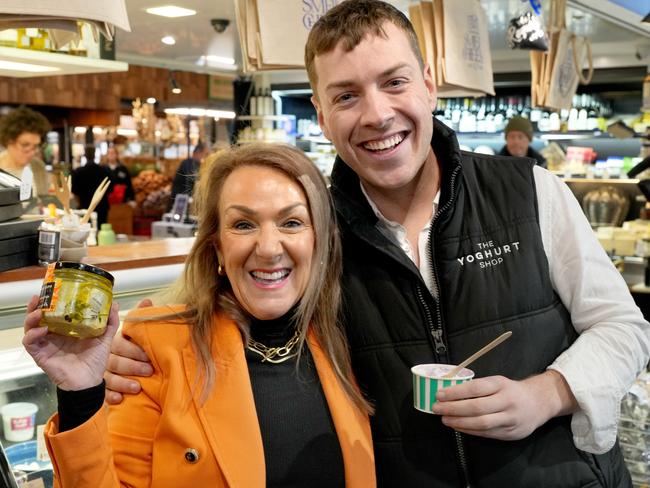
(23, 143), (375, 487)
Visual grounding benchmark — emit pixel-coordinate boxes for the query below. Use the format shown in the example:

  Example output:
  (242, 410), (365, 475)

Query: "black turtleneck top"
(57, 311), (345, 487)
(246, 310), (345, 488)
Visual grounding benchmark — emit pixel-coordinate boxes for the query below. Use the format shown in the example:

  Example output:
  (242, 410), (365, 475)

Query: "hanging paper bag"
(440, 0), (495, 95)
(545, 33), (593, 110)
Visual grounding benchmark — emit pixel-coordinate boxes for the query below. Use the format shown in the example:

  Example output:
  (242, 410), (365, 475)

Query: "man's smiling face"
(312, 22), (437, 194)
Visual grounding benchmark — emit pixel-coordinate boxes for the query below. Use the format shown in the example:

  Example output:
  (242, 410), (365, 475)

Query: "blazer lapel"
(308, 331), (376, 488)
(182, 316), (265, 487)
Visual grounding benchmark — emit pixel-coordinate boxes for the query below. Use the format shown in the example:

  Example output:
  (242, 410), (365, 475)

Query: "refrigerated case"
(0, 238), (190, 485)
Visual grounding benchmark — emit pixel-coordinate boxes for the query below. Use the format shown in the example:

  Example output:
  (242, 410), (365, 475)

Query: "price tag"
(36, 424), (50, 463)
(20, 165), (33, 201)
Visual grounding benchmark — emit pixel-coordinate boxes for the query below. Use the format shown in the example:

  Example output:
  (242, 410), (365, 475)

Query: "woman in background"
(0, 105), (51, 202)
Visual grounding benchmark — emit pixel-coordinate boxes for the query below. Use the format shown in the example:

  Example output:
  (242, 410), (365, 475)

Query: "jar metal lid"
(54, 261), (115, 285)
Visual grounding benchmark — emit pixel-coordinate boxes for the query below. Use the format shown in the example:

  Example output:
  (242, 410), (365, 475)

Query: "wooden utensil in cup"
(54, 173), (72, 215)
(443, 331), (512, 379)
(80, 177), (111, 225)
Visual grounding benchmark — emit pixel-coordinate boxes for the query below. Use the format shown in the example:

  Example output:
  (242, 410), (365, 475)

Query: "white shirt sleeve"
(534, 165), (650, 454)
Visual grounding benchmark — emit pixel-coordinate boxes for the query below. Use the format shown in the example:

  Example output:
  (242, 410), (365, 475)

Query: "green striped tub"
(411, 363), (475, 414)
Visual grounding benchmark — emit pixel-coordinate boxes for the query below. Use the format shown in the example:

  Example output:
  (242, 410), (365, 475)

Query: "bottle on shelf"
(249, 87), (258, 116)
(30, 29), (52, 52)
(16, 28), (32, 49)
(97, 223), (116, 246)
(264, 88), (274, 116)
(437, 91), (615, 136)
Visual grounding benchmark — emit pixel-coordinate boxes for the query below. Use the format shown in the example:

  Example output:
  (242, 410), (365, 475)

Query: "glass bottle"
(16, 28), (31, 49)
(97, 223), (116, 246)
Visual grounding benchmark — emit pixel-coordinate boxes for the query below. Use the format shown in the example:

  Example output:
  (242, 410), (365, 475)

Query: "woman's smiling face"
(217, 165), (315, 320)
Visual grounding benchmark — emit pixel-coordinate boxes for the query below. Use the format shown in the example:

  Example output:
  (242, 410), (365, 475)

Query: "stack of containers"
(619, 372), (650, 487)
(0, 181), (41, 271)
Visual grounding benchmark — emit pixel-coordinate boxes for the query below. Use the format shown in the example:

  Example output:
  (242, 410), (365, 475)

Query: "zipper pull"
(431, 328), (447, 355)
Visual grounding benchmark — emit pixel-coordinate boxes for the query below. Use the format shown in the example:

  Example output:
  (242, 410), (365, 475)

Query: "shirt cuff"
(57, 380), (105, 432)
(547, 363), (620, 454)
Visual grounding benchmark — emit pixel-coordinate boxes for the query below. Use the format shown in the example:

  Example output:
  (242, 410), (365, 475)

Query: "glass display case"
(0, 240), (189, 486)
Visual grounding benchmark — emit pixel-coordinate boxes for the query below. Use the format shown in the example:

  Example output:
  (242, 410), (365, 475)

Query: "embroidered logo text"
(456, 240), (520, 269)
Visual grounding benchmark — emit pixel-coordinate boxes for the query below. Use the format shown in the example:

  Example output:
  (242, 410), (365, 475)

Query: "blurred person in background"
(103, 144), (135, 206)
(72, 145), (111, 227)
(499, 116), (547, 168)
(169, 141), (209, 209)
(0, 105), (52, 203)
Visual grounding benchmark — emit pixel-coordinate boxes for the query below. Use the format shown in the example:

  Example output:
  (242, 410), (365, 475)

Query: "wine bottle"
(264, 89), (274, 116)
(250, 87), (258, 116)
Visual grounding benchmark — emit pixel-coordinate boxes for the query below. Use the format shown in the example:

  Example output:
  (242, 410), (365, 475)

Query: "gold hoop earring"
(218, 264), (226, 276)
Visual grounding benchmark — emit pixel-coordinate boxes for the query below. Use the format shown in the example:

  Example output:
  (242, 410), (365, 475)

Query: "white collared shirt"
(360, 183), (440, 296)
(360, 165), (650, 454)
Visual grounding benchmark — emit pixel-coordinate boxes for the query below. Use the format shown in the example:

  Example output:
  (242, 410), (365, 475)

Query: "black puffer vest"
(331, 118), (631, 488)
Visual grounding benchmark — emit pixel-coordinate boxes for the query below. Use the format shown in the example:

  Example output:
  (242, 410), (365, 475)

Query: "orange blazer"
(45, 306), (375, 487)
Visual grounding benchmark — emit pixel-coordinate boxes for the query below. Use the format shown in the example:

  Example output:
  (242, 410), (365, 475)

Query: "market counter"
(0, 238), (194, 336)
(0, 237), (195, 283)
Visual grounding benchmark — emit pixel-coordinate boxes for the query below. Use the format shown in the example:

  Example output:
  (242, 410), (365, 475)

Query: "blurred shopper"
(0, 105), (52, 202)
(499, 116), (547, 168)
(72, 145), (111, 227)
(169, 141), (209, 209)
(103, 144), (135, 205)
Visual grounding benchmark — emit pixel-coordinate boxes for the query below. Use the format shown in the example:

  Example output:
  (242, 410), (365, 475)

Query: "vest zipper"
(415, 285), (445, 356)
(428, 163), (472, 487)
(425, 163), (462, 363)
(454, 431), (472, 488)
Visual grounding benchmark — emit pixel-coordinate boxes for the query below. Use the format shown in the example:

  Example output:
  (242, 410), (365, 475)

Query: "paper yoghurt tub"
(1, 402), (38, 442)
(412, 363), (475, 414)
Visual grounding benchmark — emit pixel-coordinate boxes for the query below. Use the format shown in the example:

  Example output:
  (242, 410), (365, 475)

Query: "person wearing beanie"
(499, 115), (547, 168)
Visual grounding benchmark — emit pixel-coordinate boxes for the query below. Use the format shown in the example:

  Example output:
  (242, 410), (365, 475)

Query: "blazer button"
(184, 448), (199, 463)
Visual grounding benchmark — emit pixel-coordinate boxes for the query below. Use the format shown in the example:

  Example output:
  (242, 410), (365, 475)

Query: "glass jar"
(38, 262), (114, 339)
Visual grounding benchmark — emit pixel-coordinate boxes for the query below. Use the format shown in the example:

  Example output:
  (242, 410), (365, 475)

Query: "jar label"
(38, 263), (61, 312)
(10, 415), (33, 430)
(38, 229), (60, 265)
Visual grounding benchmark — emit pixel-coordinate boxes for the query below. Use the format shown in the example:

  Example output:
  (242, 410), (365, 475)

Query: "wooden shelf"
(0, 237), (193, 283)
(0, 46), (128, 78)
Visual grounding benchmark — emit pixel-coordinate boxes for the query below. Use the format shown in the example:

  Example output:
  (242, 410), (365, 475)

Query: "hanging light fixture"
(169, 71), (182, 94)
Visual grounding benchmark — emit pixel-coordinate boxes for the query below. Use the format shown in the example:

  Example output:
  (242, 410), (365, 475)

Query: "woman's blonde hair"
(168, 143), (371, 413)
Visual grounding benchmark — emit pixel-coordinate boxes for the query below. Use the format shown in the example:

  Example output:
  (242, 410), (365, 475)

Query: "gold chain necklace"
(246, 328), (301, 364)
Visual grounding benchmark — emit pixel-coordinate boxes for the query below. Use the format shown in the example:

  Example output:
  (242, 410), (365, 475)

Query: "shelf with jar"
(0, 25), (127, 77)
(235, 114), (296, 145)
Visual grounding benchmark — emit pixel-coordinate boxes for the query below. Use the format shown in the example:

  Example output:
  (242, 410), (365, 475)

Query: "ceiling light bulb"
(147, 97), (157, 104)
(161, 36), (176, 45)
(172, 87), (182, 94)
(146, 6), (197, 18)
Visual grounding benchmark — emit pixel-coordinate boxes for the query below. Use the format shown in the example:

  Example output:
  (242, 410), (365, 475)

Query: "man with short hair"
(303, 1), (647, 486)
(105, 1), (649, 486)
(499, 115), (547, 167)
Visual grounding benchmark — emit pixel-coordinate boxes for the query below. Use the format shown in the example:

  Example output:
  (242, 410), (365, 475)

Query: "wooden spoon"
(80, 177), (110, 225)
(54, 173), (72, 215)
(443, 331), (512, 379)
